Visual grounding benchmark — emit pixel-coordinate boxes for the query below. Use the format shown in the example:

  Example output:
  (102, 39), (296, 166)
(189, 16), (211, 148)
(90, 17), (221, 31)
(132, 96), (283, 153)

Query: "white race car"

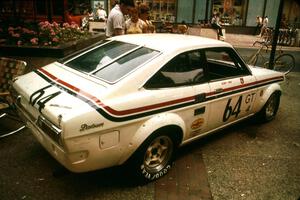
(11, 34), (284, 182)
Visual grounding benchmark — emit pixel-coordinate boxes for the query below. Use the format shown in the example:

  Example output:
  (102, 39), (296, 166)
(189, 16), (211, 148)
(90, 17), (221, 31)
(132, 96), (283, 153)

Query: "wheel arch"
(257, 83), (282, 112)
(118, 113), (185, 165)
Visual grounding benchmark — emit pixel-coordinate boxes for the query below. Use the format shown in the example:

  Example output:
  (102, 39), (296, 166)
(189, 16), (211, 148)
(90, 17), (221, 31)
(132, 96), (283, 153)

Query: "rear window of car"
(64, 40), (159, 83)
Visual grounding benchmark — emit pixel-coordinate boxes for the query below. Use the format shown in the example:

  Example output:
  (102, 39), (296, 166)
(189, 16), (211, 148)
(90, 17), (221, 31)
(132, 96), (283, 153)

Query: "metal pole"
(268, 0), (284, 69)
(205, 0), (209, 24)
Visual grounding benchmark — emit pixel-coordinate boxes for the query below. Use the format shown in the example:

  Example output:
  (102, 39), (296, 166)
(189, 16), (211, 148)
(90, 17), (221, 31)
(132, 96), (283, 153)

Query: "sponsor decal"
(240, 77), (244, 84)
(191, 118), (204, 130)
(80, 123), (104, 132)
(50, 104), (72, 109)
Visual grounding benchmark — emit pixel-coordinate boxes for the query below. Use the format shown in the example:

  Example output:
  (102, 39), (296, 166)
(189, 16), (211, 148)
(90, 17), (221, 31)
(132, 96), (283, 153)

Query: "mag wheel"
(257, 92), (280, 122)
(132, 131), (176, 183)
(273, 54), (295, 75)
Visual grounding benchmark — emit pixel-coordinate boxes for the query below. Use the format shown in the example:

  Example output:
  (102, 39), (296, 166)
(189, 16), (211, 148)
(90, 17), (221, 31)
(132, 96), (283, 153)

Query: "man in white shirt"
(106, 0), (135, 37)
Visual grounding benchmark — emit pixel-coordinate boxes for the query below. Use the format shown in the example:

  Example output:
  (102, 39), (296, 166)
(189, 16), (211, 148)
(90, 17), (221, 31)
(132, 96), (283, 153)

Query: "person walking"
(106, 0), (135, 37)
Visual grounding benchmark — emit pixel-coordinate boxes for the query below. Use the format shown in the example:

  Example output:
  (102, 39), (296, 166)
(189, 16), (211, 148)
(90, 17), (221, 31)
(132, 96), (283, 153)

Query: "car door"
(144, 50), (211, 140)
(203, 47), (258, 130)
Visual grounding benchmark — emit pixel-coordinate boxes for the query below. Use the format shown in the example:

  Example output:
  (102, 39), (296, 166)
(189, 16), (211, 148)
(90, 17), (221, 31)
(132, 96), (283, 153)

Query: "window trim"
(203, 47), (252, 81)
(144, 49), (208, 89)
(144, 46), (252, 89)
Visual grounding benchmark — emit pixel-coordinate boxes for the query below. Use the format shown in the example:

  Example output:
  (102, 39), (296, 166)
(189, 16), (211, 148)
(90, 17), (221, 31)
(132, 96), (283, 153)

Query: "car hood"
(249, 65), (285, 81)
(12, 62), (108, 131)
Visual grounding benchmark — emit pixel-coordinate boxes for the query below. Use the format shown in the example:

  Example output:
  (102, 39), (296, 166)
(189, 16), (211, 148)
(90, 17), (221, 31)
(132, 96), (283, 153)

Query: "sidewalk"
(188, 26), (300, 50)
(226, 33), (300, 51)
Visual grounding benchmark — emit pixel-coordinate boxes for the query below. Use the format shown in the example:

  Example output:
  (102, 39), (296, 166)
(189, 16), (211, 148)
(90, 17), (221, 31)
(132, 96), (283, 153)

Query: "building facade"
(0, 0), (299, 28)
(145, 0), (299, 28)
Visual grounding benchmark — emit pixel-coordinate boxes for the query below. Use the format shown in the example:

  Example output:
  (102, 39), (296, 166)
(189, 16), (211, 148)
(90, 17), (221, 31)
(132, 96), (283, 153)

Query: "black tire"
(273, 54), (295, 75)
(130, 130), (177, 183)
(257, 92), (280, 122)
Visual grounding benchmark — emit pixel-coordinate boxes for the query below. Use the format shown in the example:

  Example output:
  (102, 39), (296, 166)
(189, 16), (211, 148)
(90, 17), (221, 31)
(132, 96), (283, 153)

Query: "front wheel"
(130, 132), (176, 183)
(273, 54), (295, 75)
(257, 92), (281, 122)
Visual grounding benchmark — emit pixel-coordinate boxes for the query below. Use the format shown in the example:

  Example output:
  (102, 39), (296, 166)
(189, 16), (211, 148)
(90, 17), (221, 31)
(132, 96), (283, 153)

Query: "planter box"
(0, 33), (106, 58)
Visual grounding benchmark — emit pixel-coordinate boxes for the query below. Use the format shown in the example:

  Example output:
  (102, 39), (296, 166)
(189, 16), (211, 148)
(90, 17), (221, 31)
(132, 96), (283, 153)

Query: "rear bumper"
(14, 102), (123, 173)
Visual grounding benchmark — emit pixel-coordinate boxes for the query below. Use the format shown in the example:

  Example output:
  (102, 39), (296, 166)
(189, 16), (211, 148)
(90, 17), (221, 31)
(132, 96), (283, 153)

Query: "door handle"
(215, 88), (224, 93)
(195, 93), (206, 103)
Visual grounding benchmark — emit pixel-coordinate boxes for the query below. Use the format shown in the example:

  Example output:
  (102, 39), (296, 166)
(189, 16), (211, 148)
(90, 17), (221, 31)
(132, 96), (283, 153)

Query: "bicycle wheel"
(248, 54), (258, 66)
(273, 54), (295, 75)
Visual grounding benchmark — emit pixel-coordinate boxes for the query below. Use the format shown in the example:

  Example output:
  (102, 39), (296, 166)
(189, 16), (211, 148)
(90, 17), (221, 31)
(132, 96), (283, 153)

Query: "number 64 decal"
(29, 85), (61, 112)
(223, 96), (242, 122)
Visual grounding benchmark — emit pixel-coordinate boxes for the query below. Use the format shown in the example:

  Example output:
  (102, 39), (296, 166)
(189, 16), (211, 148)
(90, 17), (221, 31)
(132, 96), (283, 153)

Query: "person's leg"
(254, 25), (258, 35)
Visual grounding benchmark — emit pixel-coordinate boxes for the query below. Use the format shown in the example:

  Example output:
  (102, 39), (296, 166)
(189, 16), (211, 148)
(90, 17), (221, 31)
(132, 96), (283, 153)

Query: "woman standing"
(125, 7), (146, 34)
(138, 3), (155, 33)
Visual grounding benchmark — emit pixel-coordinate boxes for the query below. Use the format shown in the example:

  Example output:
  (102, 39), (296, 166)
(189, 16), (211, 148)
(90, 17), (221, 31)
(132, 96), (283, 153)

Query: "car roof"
(109, 33), (232, 52)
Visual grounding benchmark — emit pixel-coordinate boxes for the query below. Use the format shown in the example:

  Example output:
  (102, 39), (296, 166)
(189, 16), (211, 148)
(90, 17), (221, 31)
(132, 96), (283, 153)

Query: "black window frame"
(203, 47), (251, 81)
(144, 49), (208, 89)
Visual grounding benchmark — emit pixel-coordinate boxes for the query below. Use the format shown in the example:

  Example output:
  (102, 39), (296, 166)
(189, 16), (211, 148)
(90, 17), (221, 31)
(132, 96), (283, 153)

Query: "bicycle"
(247, 41), (295, 75)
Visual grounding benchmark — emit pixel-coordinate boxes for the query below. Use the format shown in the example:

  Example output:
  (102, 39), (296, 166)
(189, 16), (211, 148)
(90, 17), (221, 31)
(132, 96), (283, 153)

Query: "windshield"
(64, 40), (159, 83)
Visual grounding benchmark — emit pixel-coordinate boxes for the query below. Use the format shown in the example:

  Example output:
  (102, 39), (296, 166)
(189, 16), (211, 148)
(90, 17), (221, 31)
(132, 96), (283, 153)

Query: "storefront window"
(212, 0), (246, 26)
(144, 0), (176, 22)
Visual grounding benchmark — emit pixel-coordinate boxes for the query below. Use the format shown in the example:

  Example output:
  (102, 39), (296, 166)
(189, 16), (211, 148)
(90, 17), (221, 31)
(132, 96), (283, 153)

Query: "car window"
(205, 47), (250, 80)
(93, 47), (159, 83)
(64, 41), (138, 72)
(145, 50), (207, 89)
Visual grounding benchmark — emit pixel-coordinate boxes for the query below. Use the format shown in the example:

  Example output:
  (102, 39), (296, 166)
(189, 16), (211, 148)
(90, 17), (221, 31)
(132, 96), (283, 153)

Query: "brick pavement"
(155, 150), (212, 200)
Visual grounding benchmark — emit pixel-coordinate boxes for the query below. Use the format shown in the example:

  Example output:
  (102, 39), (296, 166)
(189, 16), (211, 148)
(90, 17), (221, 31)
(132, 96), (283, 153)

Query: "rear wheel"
(273, 54), (295, 75)
(130, 130), (177, 183)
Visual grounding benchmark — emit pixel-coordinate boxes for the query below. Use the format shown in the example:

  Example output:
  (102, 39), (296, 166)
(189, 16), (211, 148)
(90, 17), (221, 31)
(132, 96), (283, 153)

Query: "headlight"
(37, 115), (63, 146)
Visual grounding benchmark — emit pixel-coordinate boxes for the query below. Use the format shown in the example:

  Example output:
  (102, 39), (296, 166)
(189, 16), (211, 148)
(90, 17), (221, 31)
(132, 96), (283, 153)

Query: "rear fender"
(118, 113), (186, 164)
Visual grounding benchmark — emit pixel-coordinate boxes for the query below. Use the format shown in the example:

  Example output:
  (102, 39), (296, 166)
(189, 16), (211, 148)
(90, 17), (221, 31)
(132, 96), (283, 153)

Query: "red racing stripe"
(38, 68), (283, 117)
